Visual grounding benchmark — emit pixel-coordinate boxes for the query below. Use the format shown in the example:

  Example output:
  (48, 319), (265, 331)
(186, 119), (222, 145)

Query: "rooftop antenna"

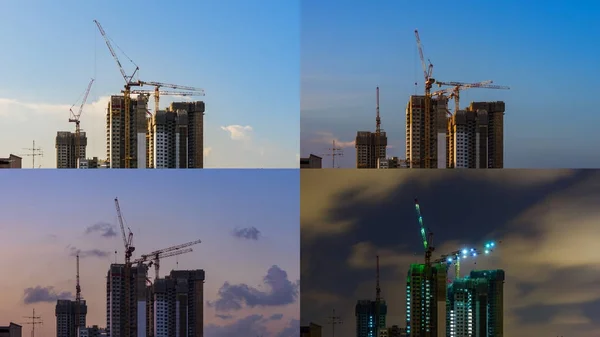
(323, 140), (343, 168)
(20, 140), (43, 168)
(21, 308), (43, 337)
(326, 309), (343, 337)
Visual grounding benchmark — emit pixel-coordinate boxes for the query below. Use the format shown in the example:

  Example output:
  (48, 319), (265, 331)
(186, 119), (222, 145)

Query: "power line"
(326, 308), (343, 337)
(20, 140), (43, 168)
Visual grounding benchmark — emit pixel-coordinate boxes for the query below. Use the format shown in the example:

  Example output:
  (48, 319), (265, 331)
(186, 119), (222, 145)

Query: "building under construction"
(106, 264), (149, 337)
(55, 299), (87, 337)
(55, 131), (87, 168)
(405, 95), (449, 169)
(146, 269), (205, 337)
(147, 101), (205, 169)
(106, 95), (150, 169)
(405, 263), (447, 337)
(447, 270), (505, 337)
(355, 131), (387, 168)
(355, 299), (387, 337)
(447, 102), (505, 169)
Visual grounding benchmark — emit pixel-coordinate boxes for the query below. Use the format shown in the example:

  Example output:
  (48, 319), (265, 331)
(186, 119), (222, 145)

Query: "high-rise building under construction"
(447, 270), (505, 337)
(146, 269), (205, 337)
(106, 95), (150, 169)
(405, 96), (448, 169)
(355, 299), (387, 337)
(406, 263), (447, 337)
(147, 101), (205, 168)
(106, 264), (149, 337)
(447, 102), (505, 168)
(55, 131), (87, 168)
(55, 299), (87, 337)
(355, 131), (387, 168)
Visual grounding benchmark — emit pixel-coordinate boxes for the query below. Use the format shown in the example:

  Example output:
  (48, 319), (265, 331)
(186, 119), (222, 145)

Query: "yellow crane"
(436, 80), (509, 113)
(414, 29), (435, 168)
(69, 78), (94, 167)
(136, 81), (205, 115)
(94, 20), (141, 168)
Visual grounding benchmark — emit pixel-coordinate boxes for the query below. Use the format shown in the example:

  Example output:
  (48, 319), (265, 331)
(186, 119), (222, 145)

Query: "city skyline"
(0, 170), (299, 337)
(301, 169), (600, 337)
(0, 0), (299, 168)
(300, 0), (600, 168)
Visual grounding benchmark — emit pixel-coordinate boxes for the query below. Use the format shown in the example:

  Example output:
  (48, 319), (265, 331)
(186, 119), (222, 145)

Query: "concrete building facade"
(106, 264), (149, 337)
(300, 154), (322, 168)
(147, 270), (205, 337)
(355, 299), (387, 337)
(447, 270), (505, 337)
(56, 131), (87, 168)
(406, 96), (448, 169)
(406, 263), (447, 337)
(447, 102), (505, 169)
(0, 155), (22, 168)
(56, 299), (87, 337)
(0, 323), (22, 337)
(106, 95), (149, 169)
(355, 131), (387, 168)
(167, 102), (205, 168)
(300, 323), (322, 337)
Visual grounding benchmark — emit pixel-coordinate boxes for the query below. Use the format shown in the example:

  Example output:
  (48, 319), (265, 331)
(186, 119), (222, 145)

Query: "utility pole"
(323, 140), (343, 168)
(22, 308), (43, 337)
(326, 309), (342, 337)
(375, 255), (381, 337)
(21, 140), (43, 168)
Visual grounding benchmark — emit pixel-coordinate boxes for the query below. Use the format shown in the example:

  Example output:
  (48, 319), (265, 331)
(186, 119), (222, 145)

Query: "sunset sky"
(301, 169), (600, 337)
(0, 170), (299, 337)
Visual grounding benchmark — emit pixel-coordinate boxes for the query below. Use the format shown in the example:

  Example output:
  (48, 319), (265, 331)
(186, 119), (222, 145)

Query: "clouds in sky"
(232, 227), (261, 240)
(300, 170), (600, 337)
(23, 286), (73, 304)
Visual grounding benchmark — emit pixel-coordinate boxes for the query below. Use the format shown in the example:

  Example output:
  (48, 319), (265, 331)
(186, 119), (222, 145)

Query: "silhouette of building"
(300, 323), (322, 337)
(406, 263), (447, 337)
(356, 300), (387, 337)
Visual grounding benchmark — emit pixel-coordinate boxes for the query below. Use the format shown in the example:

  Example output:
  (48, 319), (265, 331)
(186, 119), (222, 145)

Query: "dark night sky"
(301, 170), (600, 337)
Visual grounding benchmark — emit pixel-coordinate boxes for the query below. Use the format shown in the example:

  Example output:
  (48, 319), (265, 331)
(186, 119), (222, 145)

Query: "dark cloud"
(276, 319), (299, 337)
(205, 315), (268, 337)
(232, 227), (261, 240)
(68, 246), (111, 258)
(84, 222), (117, 238)
(301, 170), (600, 337)
(215, 314), (233, 320)
(269, 314), (284, 321)
(23, 286), (72, 304)
(208, 265), (299, 312)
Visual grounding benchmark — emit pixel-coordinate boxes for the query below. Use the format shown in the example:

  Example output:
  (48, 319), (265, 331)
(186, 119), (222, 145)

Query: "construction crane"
(433, 240), (500, 282)
(75, 254), (82, 337)
(69, 78), (94, 166)
(115, 197), (135, 337)
(413, 198), (436, 337)
(136, 80), (205, 115)
(414, 29), (435, 168)
(133, 247), (194, 280)
(436, 80), (510, 113)
(135, 239), (202, 280)
(94, 20), (141, 168)
(375, 87), (383, 168)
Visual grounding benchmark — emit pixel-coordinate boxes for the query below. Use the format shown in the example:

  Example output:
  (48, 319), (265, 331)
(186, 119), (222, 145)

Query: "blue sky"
(0, 0), (299, 168)
(0, 170), (299, 337)
(300, 0), (600, 168)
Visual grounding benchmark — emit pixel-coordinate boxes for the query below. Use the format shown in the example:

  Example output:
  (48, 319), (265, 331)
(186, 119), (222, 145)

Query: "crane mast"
(115, 198), (134, 337)
(69, 78), (94, 167)
(375, 255), (381, 337)
(94, 20), (140, 168)
(415, 29), (435, 168)
(75, 254), (81, 337)
(375, 87), (381, 168)
(414, 198), (434, 337)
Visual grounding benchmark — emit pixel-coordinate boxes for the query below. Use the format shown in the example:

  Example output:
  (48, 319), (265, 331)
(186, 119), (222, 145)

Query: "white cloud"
(309, 131), (355, 149)
(220, 125), (253, 141)
(204, 147), (213, 157)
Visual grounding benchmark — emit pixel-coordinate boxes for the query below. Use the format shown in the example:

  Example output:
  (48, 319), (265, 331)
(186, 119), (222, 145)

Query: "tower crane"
(136, 80), (205, 115)
(135, 239), (202, 280)
(133, 247), (194, 279)
(115, 197), (134, 337)
(75, 254), (82, 337)
(375, 87), (383, 168)
(414, 29), (435, 168)
(69, 78), (94, 167)
(432, 240), (500, 282)
(436, 80), (509, 113)
(94, 20), (141, 168)
(413, 198), (435, 337)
